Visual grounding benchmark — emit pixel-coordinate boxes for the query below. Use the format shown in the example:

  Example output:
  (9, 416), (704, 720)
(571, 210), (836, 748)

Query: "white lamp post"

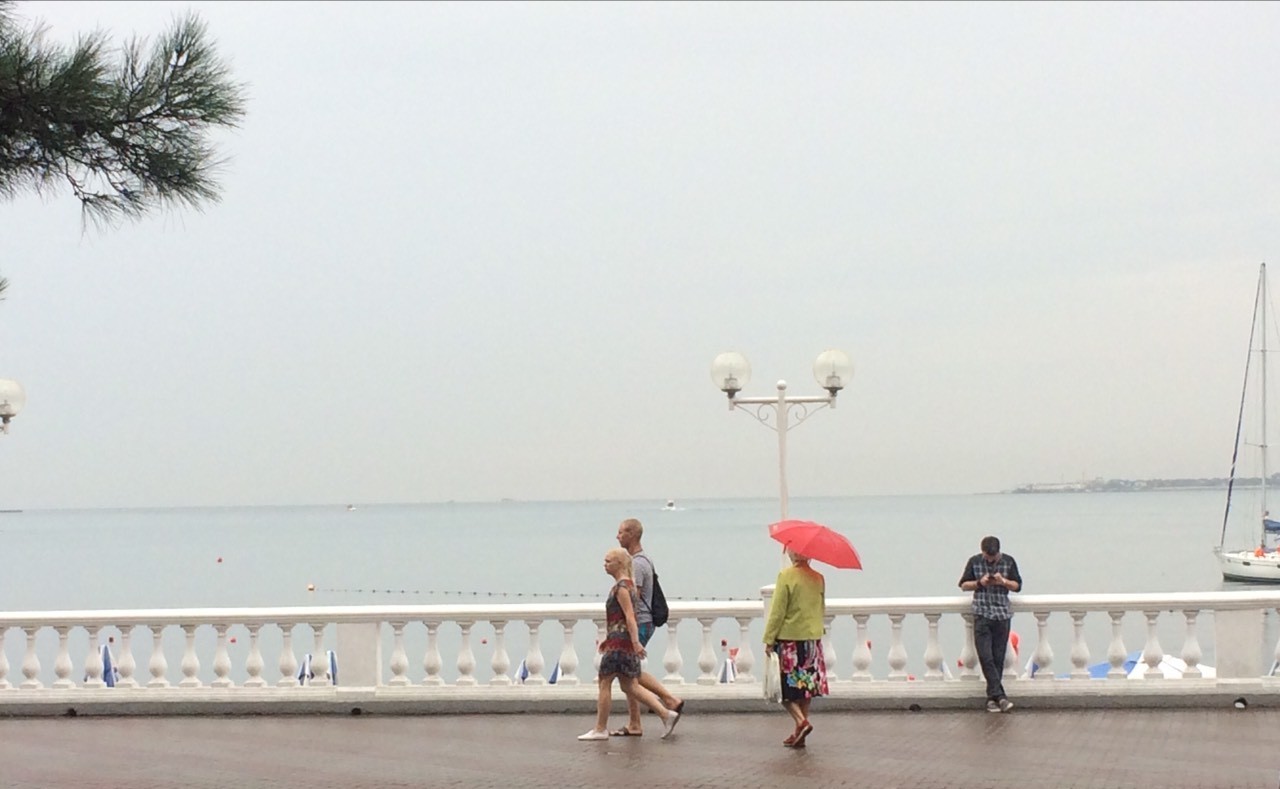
(0, 379), (25, 434)
(710, 350), (853, 521)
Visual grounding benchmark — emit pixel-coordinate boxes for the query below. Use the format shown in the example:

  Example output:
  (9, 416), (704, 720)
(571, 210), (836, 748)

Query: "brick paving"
(0, 709), (1275, 788)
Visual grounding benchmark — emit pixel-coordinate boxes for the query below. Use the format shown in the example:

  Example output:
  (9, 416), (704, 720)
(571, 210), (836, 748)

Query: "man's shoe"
(998, 698), (1014, 713)
(986, 700), (1000, 713)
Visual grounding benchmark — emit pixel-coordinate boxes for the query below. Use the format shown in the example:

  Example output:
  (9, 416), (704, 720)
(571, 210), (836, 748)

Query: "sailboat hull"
(1217, 548), (1280, 582)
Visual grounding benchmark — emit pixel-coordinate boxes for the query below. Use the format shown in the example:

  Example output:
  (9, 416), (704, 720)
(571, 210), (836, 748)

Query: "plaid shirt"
(959, 553), (1022, 620)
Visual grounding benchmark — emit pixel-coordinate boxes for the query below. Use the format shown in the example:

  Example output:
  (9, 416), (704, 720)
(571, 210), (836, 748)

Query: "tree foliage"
(0, 1), (247, 228)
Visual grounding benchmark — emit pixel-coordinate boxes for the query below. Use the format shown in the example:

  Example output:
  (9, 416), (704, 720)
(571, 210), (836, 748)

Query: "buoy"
(306, 583), (316, 592)
(481, 638), (488, 645)
(216, 557), (223, 564)
(1010, 631), (1021, 655)
(229, 637), (237, 644)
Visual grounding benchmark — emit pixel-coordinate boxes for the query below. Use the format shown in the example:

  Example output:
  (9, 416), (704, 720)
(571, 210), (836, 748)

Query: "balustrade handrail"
(4, 590), (1280, 627)
(0, 600), (766, 628)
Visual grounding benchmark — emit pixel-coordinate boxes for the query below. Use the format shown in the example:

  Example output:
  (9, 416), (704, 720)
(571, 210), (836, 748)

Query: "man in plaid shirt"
(958, 535), (1022, 713)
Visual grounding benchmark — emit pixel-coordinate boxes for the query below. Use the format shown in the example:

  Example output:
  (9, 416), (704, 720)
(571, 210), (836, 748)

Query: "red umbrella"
(769, 519), (862, 569)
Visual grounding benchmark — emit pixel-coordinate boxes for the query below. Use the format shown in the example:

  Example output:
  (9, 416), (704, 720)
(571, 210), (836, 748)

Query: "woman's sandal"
(792, 719), (814, 748)
(783, 721), (804, 746)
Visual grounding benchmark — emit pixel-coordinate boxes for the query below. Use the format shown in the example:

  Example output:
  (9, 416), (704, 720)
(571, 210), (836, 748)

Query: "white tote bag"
(763, 652), (782, 702)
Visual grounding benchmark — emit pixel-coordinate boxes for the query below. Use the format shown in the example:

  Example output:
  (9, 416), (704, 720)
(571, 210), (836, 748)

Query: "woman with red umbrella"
(763, 547), (829, 747)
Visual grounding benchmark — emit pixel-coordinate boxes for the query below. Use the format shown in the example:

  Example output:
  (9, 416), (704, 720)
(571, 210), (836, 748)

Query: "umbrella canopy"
(769, 519), (862, 569)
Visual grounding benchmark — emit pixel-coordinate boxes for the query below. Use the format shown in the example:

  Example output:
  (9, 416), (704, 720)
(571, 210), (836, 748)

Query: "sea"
(0, 490), (1253, 612)
(0, 490), (1269, 682)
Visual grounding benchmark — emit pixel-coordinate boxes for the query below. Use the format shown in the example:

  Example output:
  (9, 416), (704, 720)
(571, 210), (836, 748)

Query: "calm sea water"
(0, 490), (1266, 683)
(0, 490), (1243, 613)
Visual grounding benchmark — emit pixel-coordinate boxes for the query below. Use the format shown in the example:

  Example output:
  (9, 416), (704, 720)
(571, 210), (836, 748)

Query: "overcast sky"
(3, 1), (1279, 509)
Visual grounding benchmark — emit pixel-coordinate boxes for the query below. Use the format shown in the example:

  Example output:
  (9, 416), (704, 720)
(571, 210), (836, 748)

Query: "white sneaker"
(661, 710), (680, 739)
(578, 729), (609, 741)
(999, 698), (1014, 713)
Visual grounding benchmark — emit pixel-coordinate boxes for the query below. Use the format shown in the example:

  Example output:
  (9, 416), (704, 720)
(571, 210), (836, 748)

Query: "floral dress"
(598, 578), (642, 678)
(778, 638), (828, 700)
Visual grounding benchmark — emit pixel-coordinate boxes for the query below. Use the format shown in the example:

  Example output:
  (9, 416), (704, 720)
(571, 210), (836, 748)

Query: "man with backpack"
(612, 517), (685, 737)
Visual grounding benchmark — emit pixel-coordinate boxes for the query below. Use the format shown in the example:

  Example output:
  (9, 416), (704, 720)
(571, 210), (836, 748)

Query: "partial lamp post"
(710, 350), (853, 521)
(0, 379), (25, 434)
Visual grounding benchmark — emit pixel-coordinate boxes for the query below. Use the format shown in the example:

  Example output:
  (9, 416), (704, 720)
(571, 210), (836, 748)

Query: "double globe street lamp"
(0, 378), (25, 434)
(710, 350), (853, 521)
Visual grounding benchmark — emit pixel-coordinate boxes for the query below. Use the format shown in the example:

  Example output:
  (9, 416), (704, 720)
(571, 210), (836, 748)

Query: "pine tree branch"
(0, 7), (247, 226)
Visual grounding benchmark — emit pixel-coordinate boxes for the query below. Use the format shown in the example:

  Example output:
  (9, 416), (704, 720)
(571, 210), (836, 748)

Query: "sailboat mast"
(1262, 262), (1270, 547)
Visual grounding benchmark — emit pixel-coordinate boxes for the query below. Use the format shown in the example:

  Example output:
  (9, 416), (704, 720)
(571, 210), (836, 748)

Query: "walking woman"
(763, 548), (828, 747)
(578, 547), (680, 741)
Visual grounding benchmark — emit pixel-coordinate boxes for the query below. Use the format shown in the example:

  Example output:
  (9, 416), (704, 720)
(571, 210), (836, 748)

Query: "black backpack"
(638, 555), (669, 627)
(649, 570), (670, 628)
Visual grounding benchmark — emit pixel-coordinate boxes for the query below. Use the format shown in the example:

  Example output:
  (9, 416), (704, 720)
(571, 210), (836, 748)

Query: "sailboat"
(1217, 263), (1280, 582)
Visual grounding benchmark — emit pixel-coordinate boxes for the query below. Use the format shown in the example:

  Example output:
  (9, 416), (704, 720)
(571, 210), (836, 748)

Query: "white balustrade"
(0, 592), (1277, 709)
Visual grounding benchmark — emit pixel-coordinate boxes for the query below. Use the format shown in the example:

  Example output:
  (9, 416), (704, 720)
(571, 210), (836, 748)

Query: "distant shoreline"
(1006, 476), (1277, 494)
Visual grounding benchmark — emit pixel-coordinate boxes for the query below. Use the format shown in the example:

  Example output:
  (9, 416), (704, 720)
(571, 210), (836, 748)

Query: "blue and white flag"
(297, 650), (338, 685)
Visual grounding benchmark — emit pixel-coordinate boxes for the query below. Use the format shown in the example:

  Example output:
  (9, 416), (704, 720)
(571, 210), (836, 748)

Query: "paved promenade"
(0, 708), (1274, 788)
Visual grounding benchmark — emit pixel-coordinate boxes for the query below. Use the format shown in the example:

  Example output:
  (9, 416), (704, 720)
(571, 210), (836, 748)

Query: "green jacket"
(763, 564), (826, 643)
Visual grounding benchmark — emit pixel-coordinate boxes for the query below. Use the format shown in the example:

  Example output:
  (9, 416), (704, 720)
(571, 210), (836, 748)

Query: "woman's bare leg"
(594, 674), (615, 732)
(619, 676), (670, 723)
(782, 699), (805, 728)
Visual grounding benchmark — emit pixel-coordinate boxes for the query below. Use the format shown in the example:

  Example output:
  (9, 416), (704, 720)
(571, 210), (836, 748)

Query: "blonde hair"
(606, 547), (634, 579)
(787, 548), (810, 565)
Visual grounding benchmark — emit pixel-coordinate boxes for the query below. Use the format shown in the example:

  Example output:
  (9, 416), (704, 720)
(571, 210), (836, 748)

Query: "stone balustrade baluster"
(83, 626), (105, 689)
(53, 626), (73, 688)
(117, 627), (138, 688)
(555, 619), (579, 685)
(923, 613), (944, 680)
(821, 615), (838, 681)
(308, 623), (330, 687)
(1106, 611), (1127, 678)
(958, 614), (979, 681)
(179, 624), (202, 688)
(243, 624), (266, 688)
(456, 620), (477, 686)
(1272, 608), (1280, 679)
(733, 617), (756, 683)
(1031, 612), (1052, 680)
(661, 619), (682, 683)
(212, 625), (233, 688)
(490, 620), (512, 685)
(0, 630), (10, 690)
(277, 624), (299, 687)
(696, 618), (717, 685)
(1140, 610), (1164, 680)
(1180, 609), (1203, 679)
(851, 614), (872, 681)
(21, 626), (41, 689)
(886, 614), (908, 681)
(520, 619), (544, 685)
(147, 626), (169, 688)
(1069, 612), (1090, 680)
(422, 621), (443, 686)
(388, 621), (410, 686)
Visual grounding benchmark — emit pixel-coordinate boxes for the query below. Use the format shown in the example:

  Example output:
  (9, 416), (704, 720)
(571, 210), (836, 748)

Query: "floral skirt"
(778, 639), (828, 700)
(598, 649), (642, 678)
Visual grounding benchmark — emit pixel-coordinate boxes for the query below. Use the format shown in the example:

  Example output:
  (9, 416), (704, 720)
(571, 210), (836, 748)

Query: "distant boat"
(1217, 263), (1280, 582)
(663, 500), (677, 511)
(346, 504), (356, 512)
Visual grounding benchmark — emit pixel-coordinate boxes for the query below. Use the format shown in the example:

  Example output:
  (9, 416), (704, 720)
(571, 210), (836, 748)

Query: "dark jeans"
(973, 615), (1010, 701)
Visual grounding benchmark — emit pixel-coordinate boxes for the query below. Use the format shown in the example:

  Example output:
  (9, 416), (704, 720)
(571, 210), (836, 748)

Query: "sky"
(3, 1), (1280, 509)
